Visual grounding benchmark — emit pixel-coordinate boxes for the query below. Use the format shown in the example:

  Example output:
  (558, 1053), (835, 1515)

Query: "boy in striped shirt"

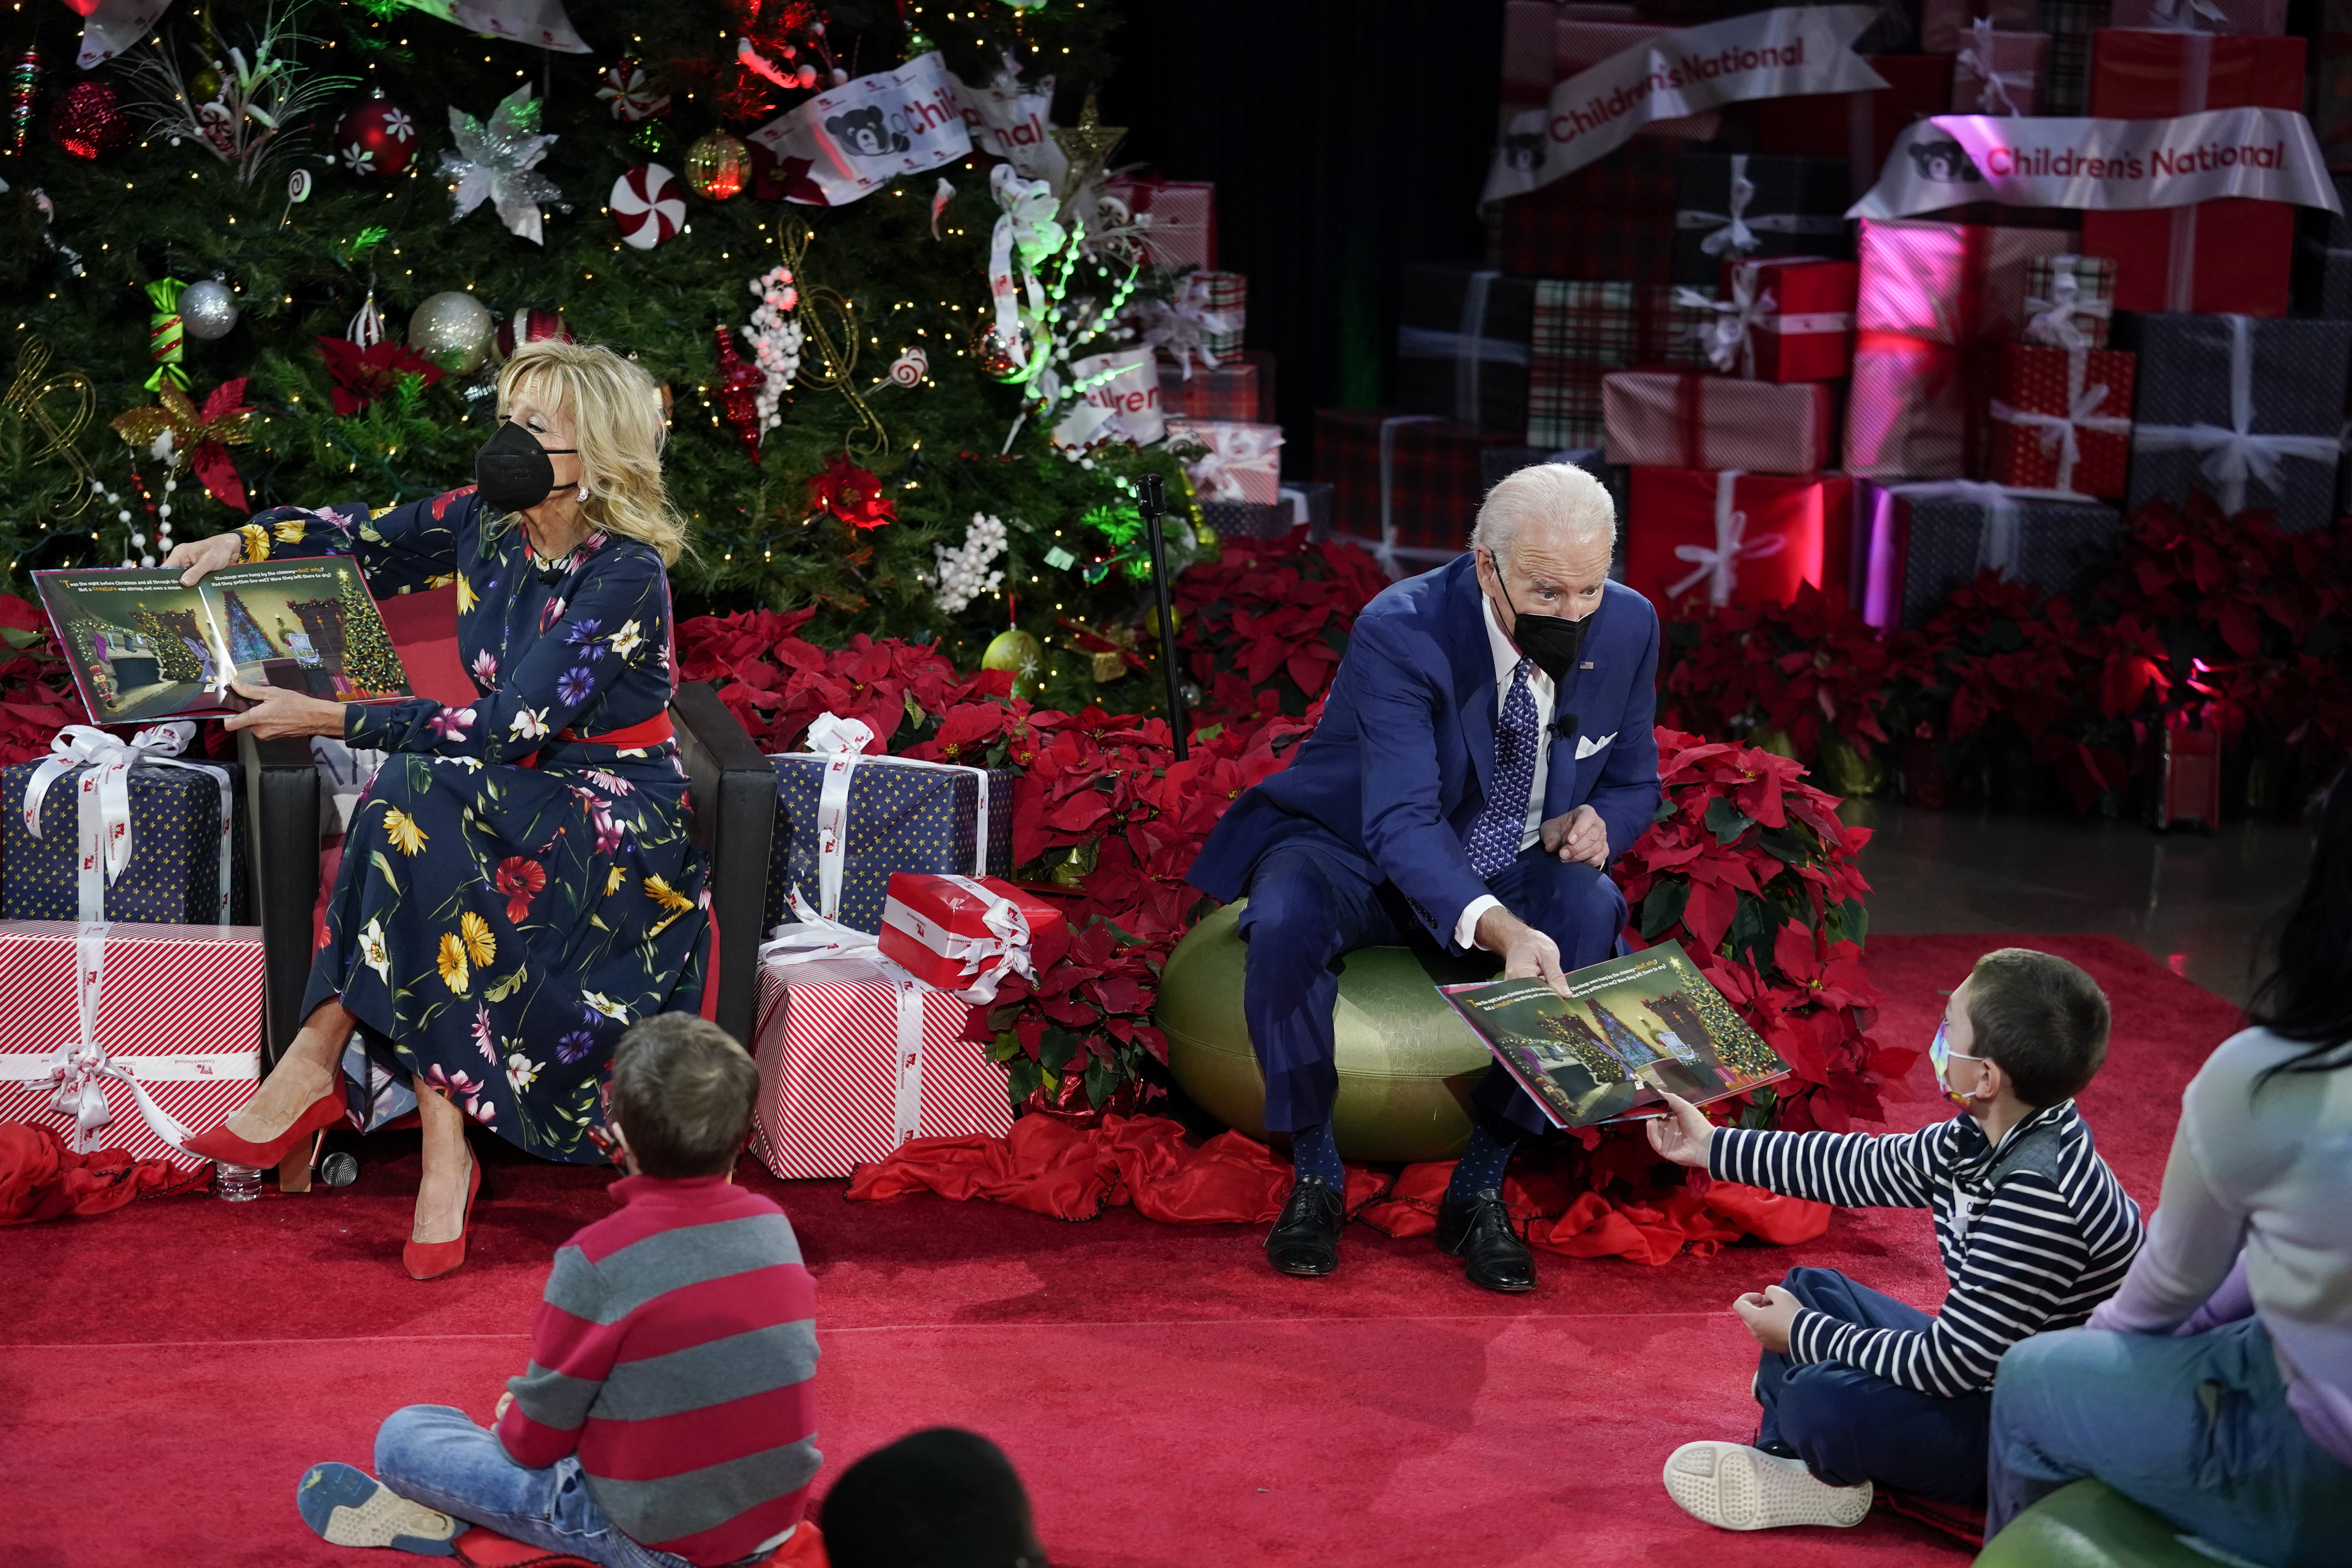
(296, 1014), (821, 1567)
(1649, 948), (2143, 1533)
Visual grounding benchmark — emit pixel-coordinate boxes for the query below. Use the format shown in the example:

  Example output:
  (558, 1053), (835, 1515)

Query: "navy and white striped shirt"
(1712, 1102), (2143, 1398)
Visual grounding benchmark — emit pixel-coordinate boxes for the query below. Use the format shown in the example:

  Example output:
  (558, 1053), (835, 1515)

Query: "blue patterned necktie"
(1467, 658), (1540, 880)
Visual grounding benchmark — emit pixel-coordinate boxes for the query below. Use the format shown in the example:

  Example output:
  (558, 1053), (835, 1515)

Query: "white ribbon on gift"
(1677, 154), (1846, 260)
(1128, 271), (1241, 380)
(759, 894), (934, 1147)
(0, 921), (248, 1155)
(1957, 17), (2032, 117)
(796, 712), (994, 923)
(1176, 420), (1284, 503)
(2132, 316), (2342, 515)
(880, 872), (1035, 1005)
(2149, 0), (2231, 30)
(986, 163), (1059, 372)
(23, 722), (233, 924)
(1667, 470), (1787, 606)
(1884, 478), (2102, 578)
(1678, 274), (1851, 378)
(2022, 259), (2114, 353)
(1988, 347), (2130, 497)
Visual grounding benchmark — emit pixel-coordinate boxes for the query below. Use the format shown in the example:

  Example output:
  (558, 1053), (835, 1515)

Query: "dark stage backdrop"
(1098, 1), (1506, 477)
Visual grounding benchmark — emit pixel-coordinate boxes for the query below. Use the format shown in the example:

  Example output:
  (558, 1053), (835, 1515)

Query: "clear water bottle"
(215, 1162), (262, 1201)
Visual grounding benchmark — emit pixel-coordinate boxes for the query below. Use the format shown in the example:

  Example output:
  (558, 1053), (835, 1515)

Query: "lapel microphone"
(1552, 711), (1579, 741)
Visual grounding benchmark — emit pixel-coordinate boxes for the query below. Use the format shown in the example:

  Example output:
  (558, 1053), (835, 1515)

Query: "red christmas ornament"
(51, 80), (129, 161)
(336, 90), (419, 179)
(495, 306), (573, 360)
(710, 325), (765, 464)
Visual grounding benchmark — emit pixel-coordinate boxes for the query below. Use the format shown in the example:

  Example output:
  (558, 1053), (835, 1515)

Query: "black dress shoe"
(1434, 1188), (1537, 1293)
(1264, 1174), (1345, 1277)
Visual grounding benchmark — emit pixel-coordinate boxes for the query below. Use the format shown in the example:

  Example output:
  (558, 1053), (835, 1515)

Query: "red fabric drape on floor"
(0, 1123), (210, 1224)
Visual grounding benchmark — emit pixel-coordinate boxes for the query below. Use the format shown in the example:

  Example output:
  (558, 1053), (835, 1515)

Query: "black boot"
(1434, 1187), (1537, 1293)
(1264, 1174), (1345, 1277)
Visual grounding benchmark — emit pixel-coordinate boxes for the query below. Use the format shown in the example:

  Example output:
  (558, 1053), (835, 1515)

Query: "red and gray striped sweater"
(497, 1174), (820, 1566)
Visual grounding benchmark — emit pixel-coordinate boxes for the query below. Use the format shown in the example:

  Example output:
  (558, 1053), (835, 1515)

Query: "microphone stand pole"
(1138, 473), (1188, 761)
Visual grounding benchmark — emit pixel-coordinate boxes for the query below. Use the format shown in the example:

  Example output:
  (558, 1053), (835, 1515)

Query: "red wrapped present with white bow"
(1166, 418), (1283, 506)
(1625, 468), (1854, 611)
(1685, 257), (1857, 384)
(1987, 342), (2135, 499)
(746, 910), (1011, 1181)
(879, 873), (1069, 1005)
(0, 921), (264, 1172)
(1102, 176), (1217, 271)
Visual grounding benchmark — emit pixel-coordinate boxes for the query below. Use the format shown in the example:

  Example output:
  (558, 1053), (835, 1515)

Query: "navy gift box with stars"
(1, 760), (249, 925)
(765, 756), (1019, 935)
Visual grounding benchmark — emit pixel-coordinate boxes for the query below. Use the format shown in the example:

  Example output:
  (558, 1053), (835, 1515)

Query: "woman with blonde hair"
(165, 340), (708, 1280)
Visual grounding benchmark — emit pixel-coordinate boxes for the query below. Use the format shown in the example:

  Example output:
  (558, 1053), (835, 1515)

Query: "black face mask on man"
(1496, 576), (1591, 683)
(474, 418), (579, 514)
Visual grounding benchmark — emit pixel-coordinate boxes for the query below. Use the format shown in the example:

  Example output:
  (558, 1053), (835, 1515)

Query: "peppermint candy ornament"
(609, 163), (684, 250)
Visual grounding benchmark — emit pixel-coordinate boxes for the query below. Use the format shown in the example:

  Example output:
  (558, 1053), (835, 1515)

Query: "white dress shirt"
(1453, 593), (1556, 950)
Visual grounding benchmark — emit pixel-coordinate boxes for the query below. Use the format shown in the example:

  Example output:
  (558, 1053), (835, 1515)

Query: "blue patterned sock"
(1289, 1121), (1345, 1186)
(1444, 1120), (1518, 1203)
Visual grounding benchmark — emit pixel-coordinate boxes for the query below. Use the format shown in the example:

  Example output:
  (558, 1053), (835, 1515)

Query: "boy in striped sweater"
(295, 1014), (822, 1567)
(1649, 948), (2143, 1533)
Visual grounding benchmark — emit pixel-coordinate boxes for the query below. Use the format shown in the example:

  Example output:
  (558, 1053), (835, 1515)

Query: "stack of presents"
(1317, 0), (2352, 618)
(0, 709), (1068, 1186)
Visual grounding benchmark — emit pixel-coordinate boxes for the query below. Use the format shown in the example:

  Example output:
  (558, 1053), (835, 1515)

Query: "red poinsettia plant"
(675, 606), (985, 752)
(806, 453), (896, 531)
(1170, 534), (1390, 719)
(0, 594), (85, 766)
(315, 336), (446, 415)
(1657, 584), (1925, 767)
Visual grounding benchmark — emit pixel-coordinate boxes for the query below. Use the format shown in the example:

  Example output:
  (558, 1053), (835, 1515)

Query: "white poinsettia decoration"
(438, 85), (566, 244)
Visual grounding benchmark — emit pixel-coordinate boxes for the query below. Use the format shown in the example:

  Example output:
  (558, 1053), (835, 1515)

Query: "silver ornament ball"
(180, 277), (241, 341)
(408, 291), (495, 375)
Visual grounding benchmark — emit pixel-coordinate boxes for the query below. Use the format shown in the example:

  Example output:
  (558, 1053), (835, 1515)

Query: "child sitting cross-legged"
(1647, 947), (2145, 1531)
(293, 1013), (821, 1567)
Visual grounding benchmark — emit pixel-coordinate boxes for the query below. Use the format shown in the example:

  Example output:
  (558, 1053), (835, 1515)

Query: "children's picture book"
(34, 560), (413, 724)
(1440, 941), (1789, 1129)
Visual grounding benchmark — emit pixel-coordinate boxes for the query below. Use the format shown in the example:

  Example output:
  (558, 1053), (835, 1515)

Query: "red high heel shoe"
(403, 1148), (482, 1281)
(185, 1080), (347, 1172)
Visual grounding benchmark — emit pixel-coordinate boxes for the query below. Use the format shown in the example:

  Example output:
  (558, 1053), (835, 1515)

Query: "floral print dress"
(242, 486), (708, 1163)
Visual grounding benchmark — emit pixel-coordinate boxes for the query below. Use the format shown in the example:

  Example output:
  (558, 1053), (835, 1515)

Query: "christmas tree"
(333, 567), (403, 693)
(220, 589), (276, 663)
(0, 0), (1207, 712)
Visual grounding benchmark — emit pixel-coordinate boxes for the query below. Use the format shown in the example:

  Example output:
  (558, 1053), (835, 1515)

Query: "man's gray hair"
(1469, 462), (1618, 568)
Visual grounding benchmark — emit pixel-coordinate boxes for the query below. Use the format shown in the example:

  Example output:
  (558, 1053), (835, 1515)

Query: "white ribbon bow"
(987, 162), (1062, 372)
(2022, 259), (2114, 352)
(1127, 272), (1240, 380)
(795, 712), (996, 923)
(1886, 479), (2102, 578)
(2151, 0), (2231, 29)
(1176, 421), (1284, 502)
(24, 721), (233, 923)
(1989, 347), (2130, 496)
(14, 923), (201, 1155)
(880, 874), (1035, 1005)
(1677, 272), (1773, 377)
(1957, 18), (2033, 117)
(1691, 154), (1759, 259)
(2132, 316), (2342, 515)
(1668, 470), (1786, 606)
(760, 895), (934, 1146)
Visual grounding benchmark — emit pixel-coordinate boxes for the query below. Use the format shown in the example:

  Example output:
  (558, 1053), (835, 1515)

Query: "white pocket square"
(1575, 731), (1616, 760)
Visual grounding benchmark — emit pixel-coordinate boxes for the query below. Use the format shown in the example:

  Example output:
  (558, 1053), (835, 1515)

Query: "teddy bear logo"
(1499, 130), (1546, 173)
(824, 106), (911, 158)
(1907, 137), (1984, 184)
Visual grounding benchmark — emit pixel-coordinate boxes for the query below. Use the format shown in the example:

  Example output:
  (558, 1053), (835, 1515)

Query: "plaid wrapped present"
(1313, 409), (1521, 571)
(1493, 141), (1681, 280)
(1195, 270), (1246, 359)
(2035, 0), (2110, 113)
(2299, 177), (2352, 318)
(1950, 26), (2050, 114)
(767, 737), (1018, 935)
(1696, 258), (1858, 383)
(2021, 255), (2116, 349)
(1602, 372), (1837, 474)
(1673, 152), (1853, 287)
(1922, 0), (2037, 53)
(1756, 56), (1959, 196)
(1626, 468), (1856, 610)
(1159, 350), (1273, 423)
(2110, 0), (2288, 29)
(1526, 280), (1716, 447)
(1397, 266), (1536, 433)
(2125, 314), (2352, 532)
(1103, 176), (1217, 271)
(1987, 343), (2136, 499)
(1856, 480), (2121, 628)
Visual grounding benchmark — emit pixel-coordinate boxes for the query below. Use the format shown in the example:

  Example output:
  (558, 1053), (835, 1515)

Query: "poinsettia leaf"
(1704, 796), (1753, 845)
(1639, 878), (1690, 941)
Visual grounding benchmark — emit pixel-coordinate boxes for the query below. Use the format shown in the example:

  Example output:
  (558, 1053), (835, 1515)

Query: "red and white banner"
(748, 52), (974, 209)
(1851, 109), (2341, 220)
(1482, 6), (1889, 201)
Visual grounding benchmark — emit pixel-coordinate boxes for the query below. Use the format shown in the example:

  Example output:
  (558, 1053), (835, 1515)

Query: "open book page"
(35, 560), (412, 724)
(1440, 941), (1789, 1130)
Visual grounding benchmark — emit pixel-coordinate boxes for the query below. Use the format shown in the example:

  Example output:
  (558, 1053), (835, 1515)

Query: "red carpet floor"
(0, 934), (2237, 1568)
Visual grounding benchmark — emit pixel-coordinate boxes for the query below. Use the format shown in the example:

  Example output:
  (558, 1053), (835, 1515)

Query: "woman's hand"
(162, 531), (246, 587)
(220, 681), (349, 741)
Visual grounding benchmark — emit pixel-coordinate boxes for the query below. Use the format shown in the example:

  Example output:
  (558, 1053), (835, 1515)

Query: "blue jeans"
(1755, 1267), (1993, 1504)
(374, 1405), (697, 1568)
(1989, 1319), (2352, 1567)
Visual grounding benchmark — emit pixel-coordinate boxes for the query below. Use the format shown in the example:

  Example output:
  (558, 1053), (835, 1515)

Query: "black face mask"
(475, 418), (578, 514)
(1498, 578), (1591, 683)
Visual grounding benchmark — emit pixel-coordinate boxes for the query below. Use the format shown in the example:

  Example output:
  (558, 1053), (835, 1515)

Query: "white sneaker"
(1662, 1440), (1873, 1531)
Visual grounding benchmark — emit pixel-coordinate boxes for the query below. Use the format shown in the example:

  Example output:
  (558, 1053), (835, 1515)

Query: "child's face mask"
(1930, 1020), (1983, 1108)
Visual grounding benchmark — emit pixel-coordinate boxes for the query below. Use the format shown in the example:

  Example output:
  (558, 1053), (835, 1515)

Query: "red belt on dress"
(514, 710), (675, 769)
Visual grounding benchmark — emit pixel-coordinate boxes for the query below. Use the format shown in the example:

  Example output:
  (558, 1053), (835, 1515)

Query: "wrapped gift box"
(1704, 258), (1858, 383)
(2, 746), (245, 924)
(1103, 176), (1217, 271)
(746, 949), (1006, 1181)
(1988, 343), (2136, 498)
(1528, 280), (1715, 447)
(1167, 418), (1283, 506)
(1194, 270), (1246, 359)
(879, 873), (1070, 1003)
(2109, 0), (2288, 29)
(2318, 33), (2352, 174)
(1625, 468), (1855, 609)
(2124, 314), (2352, 532)
(1493, 141), (1681, 281)
(1279, 480), (1334, 541)
(0, 921), (264, 1172)
(1673, 153), (1853, 287)
(1159, 350), (1273, 423)
(2022, 254), (2117, 348)
(1950, 27), (2050, 113)
(1314, 410), (1521, 569)
(765, 754), (1018, 934)
(1857, 481), (2121, 628)
(1602, 371), (1836, 474)
(1500, 4), (1724, 140)
(1757, 56), (1958, 196)
(2037, 0), (2112, 113)
(1923, 0), (2038, 53)
(1397, 266), (1537, 433)
(2299, 176), (2352, 318)
(1846, 217), (2077, 479)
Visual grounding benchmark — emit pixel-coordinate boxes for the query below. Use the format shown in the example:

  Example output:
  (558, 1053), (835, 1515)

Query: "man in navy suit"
(1188, 463), (1661, 1291)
